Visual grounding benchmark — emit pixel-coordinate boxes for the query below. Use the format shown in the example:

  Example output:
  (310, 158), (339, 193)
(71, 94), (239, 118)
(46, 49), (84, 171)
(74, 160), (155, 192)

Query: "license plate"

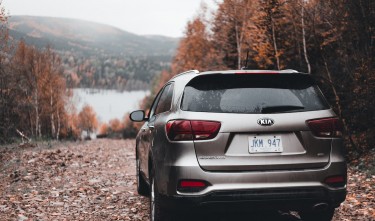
(249, 135), (283, 153)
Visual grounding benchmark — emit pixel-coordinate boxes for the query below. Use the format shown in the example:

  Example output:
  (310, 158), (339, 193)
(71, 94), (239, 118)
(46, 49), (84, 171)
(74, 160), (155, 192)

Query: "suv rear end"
(133, 70), (347, 221)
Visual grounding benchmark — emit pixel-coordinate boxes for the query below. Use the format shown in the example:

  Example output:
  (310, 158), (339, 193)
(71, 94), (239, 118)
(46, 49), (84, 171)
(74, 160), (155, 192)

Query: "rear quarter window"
(155, 83), (174, 115)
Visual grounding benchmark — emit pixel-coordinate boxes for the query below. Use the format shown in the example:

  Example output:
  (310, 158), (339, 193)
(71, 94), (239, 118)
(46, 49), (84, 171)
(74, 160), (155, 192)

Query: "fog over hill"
(8, 16), (179, 90)
(8, 16), (179, 56)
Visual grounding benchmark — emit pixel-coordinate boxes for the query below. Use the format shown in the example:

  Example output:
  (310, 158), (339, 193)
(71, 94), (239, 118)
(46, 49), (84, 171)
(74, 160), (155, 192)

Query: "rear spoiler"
(187, 71), (318, 90)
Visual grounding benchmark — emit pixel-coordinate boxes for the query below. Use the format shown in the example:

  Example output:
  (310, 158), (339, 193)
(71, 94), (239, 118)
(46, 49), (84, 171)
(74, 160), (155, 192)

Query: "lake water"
(73, 89), (150, 123)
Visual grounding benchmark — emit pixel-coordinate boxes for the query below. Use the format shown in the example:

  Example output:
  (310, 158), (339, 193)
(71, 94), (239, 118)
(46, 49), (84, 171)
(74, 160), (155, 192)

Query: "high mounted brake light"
(235, 71), (279, 75)
(234, 69), (300, 75)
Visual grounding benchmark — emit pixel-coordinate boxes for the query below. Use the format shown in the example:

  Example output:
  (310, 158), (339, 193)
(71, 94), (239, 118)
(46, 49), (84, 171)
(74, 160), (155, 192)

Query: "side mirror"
(130, 110), (146, 122)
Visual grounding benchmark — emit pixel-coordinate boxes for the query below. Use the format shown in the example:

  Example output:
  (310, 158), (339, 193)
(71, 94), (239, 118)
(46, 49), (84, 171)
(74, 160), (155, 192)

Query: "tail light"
(166, 120), (221, 141)
(177, 179), (210, 192)
(307, 118), (343, 138)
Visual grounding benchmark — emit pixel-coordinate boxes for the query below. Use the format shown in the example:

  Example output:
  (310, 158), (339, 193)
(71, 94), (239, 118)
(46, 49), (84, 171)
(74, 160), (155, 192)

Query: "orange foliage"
(78, 104), (98, 134)
(156, 0), (375, 154)
(109, 118), (123, 133)
(98, 123), (109, 135)
(3, 40), (70, 140)
(173, 16), (216, 73)
(65, 112), (80, 138)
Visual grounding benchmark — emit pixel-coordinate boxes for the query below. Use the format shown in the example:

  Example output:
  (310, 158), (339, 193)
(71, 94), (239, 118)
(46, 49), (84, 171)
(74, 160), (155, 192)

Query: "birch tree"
(300, 0), (311, 73)
(211, 0), (258, 69)
(78, 104), (98, 137)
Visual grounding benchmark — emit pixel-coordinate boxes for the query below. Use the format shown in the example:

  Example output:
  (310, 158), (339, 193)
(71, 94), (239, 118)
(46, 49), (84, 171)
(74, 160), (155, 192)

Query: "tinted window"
(148, 88), (163, 118)
(155, 83), (174, 115)
(181, 74), (329, 114)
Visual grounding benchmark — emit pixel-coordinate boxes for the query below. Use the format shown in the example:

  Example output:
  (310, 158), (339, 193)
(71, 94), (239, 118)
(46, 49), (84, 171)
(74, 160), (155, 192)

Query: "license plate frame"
(248, 135), (283, 153)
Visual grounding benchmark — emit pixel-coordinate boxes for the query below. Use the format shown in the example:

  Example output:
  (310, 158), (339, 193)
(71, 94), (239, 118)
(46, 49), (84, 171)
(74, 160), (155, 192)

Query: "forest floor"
(0, 139), (374, 221)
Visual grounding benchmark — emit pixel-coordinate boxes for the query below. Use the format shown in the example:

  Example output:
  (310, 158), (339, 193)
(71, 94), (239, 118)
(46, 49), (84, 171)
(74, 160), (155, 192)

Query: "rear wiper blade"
(261, 105), (305, 113)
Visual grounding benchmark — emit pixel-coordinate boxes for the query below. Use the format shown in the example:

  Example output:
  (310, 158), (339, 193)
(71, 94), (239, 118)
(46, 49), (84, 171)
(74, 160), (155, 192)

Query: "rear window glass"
(181, 74), (329, 114)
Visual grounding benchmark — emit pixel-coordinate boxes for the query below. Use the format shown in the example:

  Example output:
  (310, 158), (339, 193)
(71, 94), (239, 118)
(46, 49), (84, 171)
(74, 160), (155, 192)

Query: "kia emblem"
(257, 118), (274, 126)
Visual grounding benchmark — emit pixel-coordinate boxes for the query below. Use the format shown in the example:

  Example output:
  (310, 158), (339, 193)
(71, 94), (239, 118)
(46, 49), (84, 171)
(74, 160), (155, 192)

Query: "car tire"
(150, 169), (171, 221)
(136, 157), (149, 196)
(299, 208), (335, 221)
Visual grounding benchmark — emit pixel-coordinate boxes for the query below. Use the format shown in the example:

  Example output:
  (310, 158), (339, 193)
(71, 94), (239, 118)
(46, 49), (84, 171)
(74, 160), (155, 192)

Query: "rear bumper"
(154, 158), (347, 211)
(153, 136), (347, 211)
(159, 187), (346, 211)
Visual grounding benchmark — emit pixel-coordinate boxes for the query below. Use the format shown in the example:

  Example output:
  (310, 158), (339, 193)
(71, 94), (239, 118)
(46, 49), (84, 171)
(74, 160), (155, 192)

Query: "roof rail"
(171, 70), (199, 80)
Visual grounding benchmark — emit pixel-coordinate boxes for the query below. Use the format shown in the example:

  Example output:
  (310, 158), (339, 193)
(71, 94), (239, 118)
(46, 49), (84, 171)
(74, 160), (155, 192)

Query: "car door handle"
(149, 125), (155, 130)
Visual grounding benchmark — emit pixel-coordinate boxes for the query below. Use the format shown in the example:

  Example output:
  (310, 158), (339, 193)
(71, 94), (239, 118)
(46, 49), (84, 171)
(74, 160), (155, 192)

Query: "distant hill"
(7, 16), (180, 90)
(8, 16), (179, 57)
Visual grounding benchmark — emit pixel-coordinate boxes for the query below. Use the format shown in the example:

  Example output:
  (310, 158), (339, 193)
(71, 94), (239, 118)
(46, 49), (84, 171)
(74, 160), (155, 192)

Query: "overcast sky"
(2, 0), (218, 37)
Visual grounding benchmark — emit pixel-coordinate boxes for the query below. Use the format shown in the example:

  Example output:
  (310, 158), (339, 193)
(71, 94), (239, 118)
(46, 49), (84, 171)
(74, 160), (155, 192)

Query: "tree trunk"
(233, 0), (250, 69)
(271, 17), (280, 70)
(0, 72), (4, 136)
(34, 87), (40, 138)
(291, 17), (302, 68)
(56, 109), (60, 140)
(235, 24), (242, 69)
(301, 1), (311, 74)
(320, 48), (358, 151)
(50, 87), (56, 138)
(310, 3), (359, 152)
(29, 110), (34, 137)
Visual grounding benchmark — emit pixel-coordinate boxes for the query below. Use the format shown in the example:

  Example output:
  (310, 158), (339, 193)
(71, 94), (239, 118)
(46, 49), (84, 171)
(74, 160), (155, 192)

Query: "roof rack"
(171, 70), (199, 80)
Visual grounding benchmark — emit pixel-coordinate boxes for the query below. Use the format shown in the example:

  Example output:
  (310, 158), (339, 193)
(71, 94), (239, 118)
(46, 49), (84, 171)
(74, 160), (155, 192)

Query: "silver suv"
(130, 70), (347, 221)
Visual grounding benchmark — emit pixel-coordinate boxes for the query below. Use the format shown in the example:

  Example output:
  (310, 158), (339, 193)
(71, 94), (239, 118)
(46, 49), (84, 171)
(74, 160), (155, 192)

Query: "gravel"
(0, 139), (373, 221)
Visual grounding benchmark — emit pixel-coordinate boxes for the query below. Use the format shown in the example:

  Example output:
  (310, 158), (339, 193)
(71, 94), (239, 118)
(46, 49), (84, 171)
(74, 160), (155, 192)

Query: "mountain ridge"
(7, 15), (179, 91)
(8, 15), (179, 57)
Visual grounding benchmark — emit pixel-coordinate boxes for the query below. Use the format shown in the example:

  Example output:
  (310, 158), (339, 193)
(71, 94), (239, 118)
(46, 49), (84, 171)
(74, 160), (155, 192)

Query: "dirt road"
(0, 139), (374, 220)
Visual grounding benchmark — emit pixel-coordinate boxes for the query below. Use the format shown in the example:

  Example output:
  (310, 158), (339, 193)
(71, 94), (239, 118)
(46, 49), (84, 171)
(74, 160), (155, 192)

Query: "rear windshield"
(181, 74), (330, 114)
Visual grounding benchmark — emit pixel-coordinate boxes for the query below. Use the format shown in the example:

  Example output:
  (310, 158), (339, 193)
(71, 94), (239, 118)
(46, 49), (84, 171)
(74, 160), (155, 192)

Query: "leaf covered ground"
(0, 139), (374, 221)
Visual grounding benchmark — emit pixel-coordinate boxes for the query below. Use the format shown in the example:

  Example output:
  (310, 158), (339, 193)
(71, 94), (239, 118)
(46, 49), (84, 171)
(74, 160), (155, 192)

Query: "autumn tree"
(41, 47), (67, 139)
(254, 0), (300, 70)
(50, 90), (75, 139)
(212, 0), (263, 69)
(172, 7), (217, 73)
(211, 0), (244, 69)
(11, 41), (42, 137)
(299, 0), (311, 74)
(98, 122), (109, 135)
(149, 0), (374, 156)
(304, 0), (375, 152)
(78, 104), (98, 137)
(0, 1), (12, 142)
(0, 1), (7, 48)
(65, 111), (80, 139)
(8, 41), (69, 140)
(109, 118), (123, 133)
